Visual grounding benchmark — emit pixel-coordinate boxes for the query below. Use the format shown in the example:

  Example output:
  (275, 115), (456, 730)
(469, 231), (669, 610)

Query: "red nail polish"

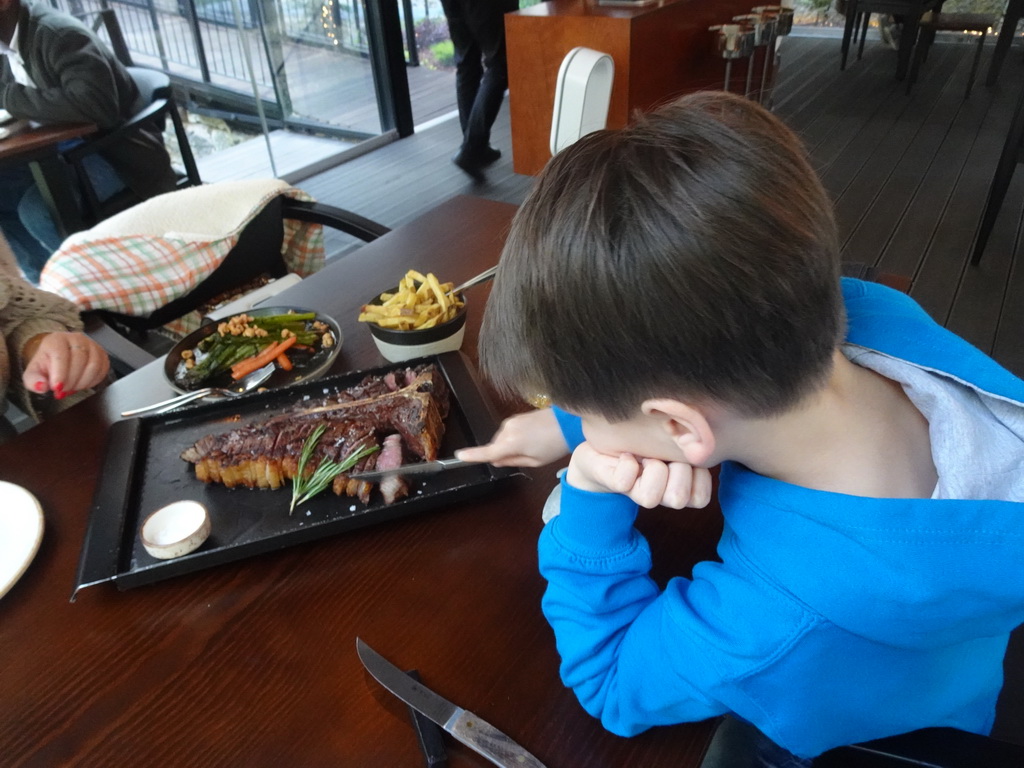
(54, 382), (64, 393)
(34, 382), (45, 392)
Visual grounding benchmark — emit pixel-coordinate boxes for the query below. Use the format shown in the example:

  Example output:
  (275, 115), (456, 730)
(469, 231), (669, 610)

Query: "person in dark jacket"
(0, 0), (176, 282)
(440, 0), (519, 179)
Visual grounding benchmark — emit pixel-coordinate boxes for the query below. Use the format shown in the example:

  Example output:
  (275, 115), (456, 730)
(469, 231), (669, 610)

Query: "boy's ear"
(641, 398), (716, 466)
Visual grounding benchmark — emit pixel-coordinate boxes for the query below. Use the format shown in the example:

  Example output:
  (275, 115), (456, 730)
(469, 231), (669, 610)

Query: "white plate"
(0, 481), (44, 599)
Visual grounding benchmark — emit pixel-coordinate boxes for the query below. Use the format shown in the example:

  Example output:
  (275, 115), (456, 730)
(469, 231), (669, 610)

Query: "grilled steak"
(180, 364), (449, 505)
(376, 433), (408, 505)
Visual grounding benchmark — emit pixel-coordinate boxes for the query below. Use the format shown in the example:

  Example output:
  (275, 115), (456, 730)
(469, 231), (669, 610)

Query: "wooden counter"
(506, 0), (762, 175)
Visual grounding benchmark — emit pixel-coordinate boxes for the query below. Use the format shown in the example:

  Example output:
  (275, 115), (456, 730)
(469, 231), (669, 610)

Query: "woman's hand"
(22, 332), (110, 399)
(566, 443), (713, 510)
(455, 408), (570, 467)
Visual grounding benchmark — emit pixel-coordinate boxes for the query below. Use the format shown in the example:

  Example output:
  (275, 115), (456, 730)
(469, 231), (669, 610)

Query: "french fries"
(358, 269), (465, 331)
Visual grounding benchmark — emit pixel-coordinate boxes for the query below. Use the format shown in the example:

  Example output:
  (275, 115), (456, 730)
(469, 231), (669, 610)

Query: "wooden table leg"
(896, 17), (922, 80)
(28, 155), (84, 239)
(986, 0), (1023, 86)
(841, 1), (860, 69)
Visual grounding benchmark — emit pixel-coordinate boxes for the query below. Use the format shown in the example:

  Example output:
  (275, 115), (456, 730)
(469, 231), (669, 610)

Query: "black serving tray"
(73, 352), (516, 597)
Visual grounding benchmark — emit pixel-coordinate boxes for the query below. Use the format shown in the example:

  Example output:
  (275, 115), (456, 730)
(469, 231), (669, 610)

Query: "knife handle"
(405, 670), (449, 768)
(448, 709), (547, 768)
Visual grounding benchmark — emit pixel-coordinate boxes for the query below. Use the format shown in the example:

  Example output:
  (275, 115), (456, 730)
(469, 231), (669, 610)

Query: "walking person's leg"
(441, 0), (482, 136)
(449, 0), (518, 176)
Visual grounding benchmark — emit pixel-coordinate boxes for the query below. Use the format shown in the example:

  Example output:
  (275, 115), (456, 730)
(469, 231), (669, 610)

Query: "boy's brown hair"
(479, 91), (845, 420)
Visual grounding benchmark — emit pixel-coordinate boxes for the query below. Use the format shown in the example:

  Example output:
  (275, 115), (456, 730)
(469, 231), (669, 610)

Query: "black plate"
(74, 353), (517, 596)
(163, 306), (342, 394)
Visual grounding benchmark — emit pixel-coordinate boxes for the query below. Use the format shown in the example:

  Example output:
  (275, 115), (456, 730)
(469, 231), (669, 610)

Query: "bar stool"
(752, 5), (794, 107)
(710, 24), (756, 94)
(906, 11), (996, 97)
(733, 13), (775, 100)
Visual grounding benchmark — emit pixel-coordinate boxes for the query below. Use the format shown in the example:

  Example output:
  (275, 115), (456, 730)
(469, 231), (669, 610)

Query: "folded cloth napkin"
(39, 178), (325, 336)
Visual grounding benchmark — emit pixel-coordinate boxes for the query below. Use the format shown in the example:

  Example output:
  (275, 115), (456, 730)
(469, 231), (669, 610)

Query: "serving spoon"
(121, 363), (275, 418)
(448, 265), (497, 295)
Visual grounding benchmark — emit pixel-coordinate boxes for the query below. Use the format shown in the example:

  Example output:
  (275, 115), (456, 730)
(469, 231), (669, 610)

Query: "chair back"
(127, 67), (202, 190)
(138, 195), (289, 330)
(126, 67), (171, 133)
(814, 727), (1024, 767)
(550, 47), (614, 156)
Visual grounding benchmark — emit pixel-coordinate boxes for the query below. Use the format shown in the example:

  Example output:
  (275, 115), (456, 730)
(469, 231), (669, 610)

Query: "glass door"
(63, 0), (412, 181)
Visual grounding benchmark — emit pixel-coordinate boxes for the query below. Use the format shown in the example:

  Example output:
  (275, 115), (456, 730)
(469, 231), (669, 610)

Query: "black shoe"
(452, 146), (501, 180)
(452, 150), (485, 181)
(478, 146), (501, 166)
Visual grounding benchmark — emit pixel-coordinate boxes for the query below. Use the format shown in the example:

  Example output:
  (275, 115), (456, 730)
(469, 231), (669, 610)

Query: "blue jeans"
(0, 146), (125, 283)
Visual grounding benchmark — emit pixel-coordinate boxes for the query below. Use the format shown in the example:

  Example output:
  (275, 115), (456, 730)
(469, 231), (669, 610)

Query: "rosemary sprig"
(289, 424), (380, 514)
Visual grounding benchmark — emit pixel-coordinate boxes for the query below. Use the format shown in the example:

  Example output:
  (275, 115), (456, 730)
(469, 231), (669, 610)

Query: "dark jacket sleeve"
(1, 23), (125, 128)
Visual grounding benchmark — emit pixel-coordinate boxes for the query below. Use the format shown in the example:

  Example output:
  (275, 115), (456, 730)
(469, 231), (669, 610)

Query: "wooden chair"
(54, 187), (390, 376)
(840, 0), (944, 80)
(61, 66), (202, 228)
(814, 727), (1024, 766)
(971, 82), (1024, 265)
(701, 717), (1024, 768)
(906, 11), (996, 98)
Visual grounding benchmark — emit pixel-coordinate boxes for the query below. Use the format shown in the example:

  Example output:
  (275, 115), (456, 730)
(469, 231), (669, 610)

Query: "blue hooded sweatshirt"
(540, 279), (1024, 758)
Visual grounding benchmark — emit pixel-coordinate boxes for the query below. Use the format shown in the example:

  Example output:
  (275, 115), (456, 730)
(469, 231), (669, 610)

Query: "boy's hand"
(455, 408), (569, 467)
(567, 443), (712, 510)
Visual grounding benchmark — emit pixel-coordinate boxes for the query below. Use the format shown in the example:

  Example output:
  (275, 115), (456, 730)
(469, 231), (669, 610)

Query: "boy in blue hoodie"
(457, 91), (1024, 765)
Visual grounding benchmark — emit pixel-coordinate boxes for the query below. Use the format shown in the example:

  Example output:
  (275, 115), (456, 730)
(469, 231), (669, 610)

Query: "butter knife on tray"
(346, 457), (474, 483)
(356, 638), (547, 768)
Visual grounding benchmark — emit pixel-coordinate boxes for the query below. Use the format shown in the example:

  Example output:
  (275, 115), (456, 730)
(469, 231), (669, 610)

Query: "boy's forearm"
(538, 482), (722, 733)
(539, 485), (655, 733)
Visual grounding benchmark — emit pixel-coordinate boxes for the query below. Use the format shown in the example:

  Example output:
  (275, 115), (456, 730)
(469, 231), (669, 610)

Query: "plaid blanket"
(39, 179), (325, 337)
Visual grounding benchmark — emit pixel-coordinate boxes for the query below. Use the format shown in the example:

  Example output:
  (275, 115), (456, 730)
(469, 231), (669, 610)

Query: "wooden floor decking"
(300, 31), (1024, 380)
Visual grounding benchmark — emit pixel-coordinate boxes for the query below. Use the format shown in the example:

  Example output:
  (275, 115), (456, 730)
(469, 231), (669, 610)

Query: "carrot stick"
(231, 336), (298, 380)
(231, 341), (282, 376)
(276, 352), (293, 371)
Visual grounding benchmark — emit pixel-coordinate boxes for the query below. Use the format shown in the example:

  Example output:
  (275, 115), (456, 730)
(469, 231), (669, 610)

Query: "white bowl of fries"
(358, 270), (467, 363)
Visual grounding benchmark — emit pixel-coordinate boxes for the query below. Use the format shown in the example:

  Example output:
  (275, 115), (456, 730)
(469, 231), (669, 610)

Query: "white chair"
(550, 47), (615, 156)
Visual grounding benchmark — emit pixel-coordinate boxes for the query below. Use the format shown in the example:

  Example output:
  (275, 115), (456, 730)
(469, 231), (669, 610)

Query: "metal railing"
(54, 0), (381, 91)
(53, 0), (416, 139)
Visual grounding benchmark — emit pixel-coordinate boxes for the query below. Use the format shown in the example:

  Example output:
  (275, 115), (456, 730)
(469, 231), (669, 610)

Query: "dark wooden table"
(0, 121), (95, 238)
(0, 195), (722, 768)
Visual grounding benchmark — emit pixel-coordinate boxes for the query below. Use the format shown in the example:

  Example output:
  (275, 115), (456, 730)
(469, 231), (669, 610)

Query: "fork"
(121, 363), (275, 418)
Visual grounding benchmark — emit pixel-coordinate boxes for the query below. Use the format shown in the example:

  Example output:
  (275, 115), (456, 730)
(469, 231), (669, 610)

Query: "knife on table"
(346, 457), (475, 483)
(356, 638), (547, 768)
(405, 669), (449, 768)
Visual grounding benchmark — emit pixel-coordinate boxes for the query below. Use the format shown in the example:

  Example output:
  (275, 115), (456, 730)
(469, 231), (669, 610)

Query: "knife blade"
(346, 457), (475, 482)
(356, 638), (547, 768)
